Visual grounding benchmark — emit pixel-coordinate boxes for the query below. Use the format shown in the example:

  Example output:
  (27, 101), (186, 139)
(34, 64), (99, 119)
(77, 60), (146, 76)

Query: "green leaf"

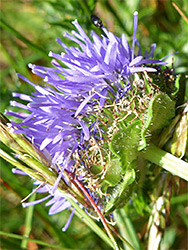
(0, 231), (66, 249)
(115, 208), (141, 250)
(110, 120), (141, 171)
(91, 158), (122, 186)
(173, 73), (187, 107)
(139, 93), (175, 150)
(104, 158), (123, 185)
(104, 168), (136, 213)
(158, 113), (181, 148)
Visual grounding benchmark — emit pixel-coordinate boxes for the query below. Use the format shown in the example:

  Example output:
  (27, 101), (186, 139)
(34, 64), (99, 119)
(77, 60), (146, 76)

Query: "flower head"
(7, 12), (166, 164)
(6, 12), (169, 229)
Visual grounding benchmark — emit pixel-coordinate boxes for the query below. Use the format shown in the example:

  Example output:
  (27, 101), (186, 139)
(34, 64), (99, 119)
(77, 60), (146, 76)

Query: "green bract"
(110, 120), (141, 171)
(139, 93), (175, 150)
(103, 93), (176, 212)
(104, 168), (135, 213)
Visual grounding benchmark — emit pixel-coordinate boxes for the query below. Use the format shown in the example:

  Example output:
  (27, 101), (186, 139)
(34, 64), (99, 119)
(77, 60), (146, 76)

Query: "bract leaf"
(139, 93), (175, 150)
(110, 120), (141, 171)
(104, 168), (136, 213)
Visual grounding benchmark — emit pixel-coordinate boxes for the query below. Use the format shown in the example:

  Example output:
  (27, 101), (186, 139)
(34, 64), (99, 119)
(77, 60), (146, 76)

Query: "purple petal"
(132, 11), (138, 60)
(75, 93), (96, 117)
(78, 120), (90, 140)
(22, 195), (51, 208)
(49, 200), (71, 215)
(129, 56), (143, 66)
(62, 208), (75, 231)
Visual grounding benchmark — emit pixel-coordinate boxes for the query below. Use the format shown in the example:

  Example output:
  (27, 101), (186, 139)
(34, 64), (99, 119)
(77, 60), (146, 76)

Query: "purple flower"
(7, 12), (166, 164)
(12, 168), (75, 231)
(6, 12), (168, 229)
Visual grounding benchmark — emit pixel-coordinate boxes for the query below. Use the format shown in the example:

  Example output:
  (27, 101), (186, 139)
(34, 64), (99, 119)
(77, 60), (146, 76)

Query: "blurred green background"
(0, 0), (188, 249)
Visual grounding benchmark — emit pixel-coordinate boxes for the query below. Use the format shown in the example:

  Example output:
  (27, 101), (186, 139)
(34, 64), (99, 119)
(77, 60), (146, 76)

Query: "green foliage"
(91, 157), (122, 186)
(104, 168), (136, 213)
(0, 0), (188, 249)
(110, 120), (141, 170)
(139, 93), (175, 150)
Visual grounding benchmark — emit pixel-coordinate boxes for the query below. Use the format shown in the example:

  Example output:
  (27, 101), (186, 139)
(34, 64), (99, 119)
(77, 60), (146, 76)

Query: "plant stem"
(63, 195), (116, 249)
(0, 231), (66, 249)
(115, 209), (141, 250)
(21, 193), (36, 249)
(73, 178), (120, 250)
(139, 144), (188, 181)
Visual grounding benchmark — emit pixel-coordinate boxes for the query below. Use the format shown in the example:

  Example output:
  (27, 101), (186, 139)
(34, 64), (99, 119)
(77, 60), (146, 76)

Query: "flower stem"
(139, 144), (188, 181)
(114, 209), (141, 250)
(63, 194), (116, 249)
(73, 178), (120, 250)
